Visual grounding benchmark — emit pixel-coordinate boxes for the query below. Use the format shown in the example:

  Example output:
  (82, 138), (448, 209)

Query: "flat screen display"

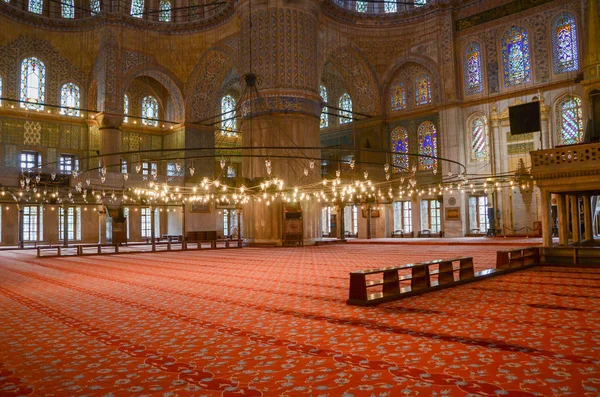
(508, 101), (541, 135)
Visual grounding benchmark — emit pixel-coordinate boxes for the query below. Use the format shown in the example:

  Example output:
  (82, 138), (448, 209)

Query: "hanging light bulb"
(189, 167), (195, 176)
(135, 163), (142, 173)
(85, 178), (90, 186)
(363, 171), (368, 180)
(101, 166), (107, 175)
(20, 179), (25, 189)
(220, 158), (226, 169)
(100, 175), (106, 183)
(175, 160), (182, 173)
(265, 159), (271, 169)
(72, 170), (79, 178)
(309, 160), (315, 169)
(124, 173), (129, 181)
(303, 168), (309, 176)
(51, 172), (56, 181)
(350, 159), (355, 169)
(384, 163), (390, 173)
(35, 174), (41, 184)
(433, 168), (438, 175)
(386, 173), (390, 181)
(335, 170), (341, 178)
(25, 177), (31, 185)
(267, 166), (272, 175)
(68, 191), (73, 199)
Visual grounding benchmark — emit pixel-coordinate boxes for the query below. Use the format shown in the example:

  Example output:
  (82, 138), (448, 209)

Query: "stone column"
(339, 203), (346, 241)
(181, 203), (187, 250)
(62, 204), (69, 248)
(98, 209), (107, 244)
(540, 97), (550, 149)
(557, 194), (569, 245)
(366, 204), (372, 239)
(96, 113), (123, 175)
(570, 195), (580, 244)
(151, 206), (156, 251)
(583, 194), (593, 241)
(17, 207), (24, 249)
(540, 189), (552, 247)
(238, 2), (321, 245)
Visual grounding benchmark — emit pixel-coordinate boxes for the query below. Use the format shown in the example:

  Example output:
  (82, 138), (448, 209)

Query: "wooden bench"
(496, 247), (540, 269)
(161, 234), (182, 242)
(347, 256), (474, 306)
(418, 230), (444, 238)
(391, 230), (413, 238)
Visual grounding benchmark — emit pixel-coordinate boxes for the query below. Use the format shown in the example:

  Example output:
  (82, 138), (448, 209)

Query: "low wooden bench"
(496, 247), (540, 269)
(391, 230), (413, 238)
(347, 256), (474, 306)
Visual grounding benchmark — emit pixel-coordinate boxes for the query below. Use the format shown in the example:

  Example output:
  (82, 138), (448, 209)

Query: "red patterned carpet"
(0, 245), (599, 396)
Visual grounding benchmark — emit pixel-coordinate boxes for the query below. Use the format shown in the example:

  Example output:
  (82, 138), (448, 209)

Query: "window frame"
(20, 151), (41, 171)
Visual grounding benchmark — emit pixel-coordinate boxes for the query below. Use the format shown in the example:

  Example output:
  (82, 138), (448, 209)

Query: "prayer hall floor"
(0, 244), (598, 396)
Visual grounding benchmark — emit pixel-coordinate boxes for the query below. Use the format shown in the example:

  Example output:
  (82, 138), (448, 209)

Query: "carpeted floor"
(0, 245), (598, 396)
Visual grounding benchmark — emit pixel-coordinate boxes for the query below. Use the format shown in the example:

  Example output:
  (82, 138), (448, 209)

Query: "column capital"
(96, 112), (123, 129)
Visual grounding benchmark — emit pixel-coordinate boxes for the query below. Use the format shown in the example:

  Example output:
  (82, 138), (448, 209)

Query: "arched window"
(20, 57), (46, 110)
(464, 42), (483, 95)
(391, 82), (406, 110)
(90, 0), (100, 15)
(418, 121), (437, 170)
(60, 83), (80, 117)
(556, 96), (584, 145)
(384, 0), (396, 13)
(61, 0), (74, 18)
(123, 94), (129, 123)
(131, 0), (144, 18)
(415, 75), (431, 105)
(28, 0), (43, 14)
(221, 95), (236, 135)
(356, 1), (367, 12)
(502, 26), (532, 87)
(141, 96), (158, 126)
(339, 93), (352, 124)
(320, 85), (328, 129)
(391, 127), (409, 172)
(159, 0), (171, 21)
(552, 13), (579, 74)
(468, 114), (489, 163)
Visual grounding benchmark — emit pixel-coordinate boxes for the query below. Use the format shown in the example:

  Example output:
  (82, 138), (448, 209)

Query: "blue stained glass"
(415, 75), (431, 105)
(123, 94), (129, 123)
(418, 121), (437, 170)
(131, 0), (144, 18)
(356, 1), (367, 12)
(141, 96), (158, 126)
(384, 0), (396, 13)
(20, 57), (46, 110)
(28, 0), (43, 13)
(556, 96), (583, 145)
(339, 93), (352, 124)
(552, 13), (579, 74)
(469, 115), (489, 162)
(90, 0), (100, 15)
(414, 0), (425, 6)
(60, 83), (80, 117)
(221, 95), (236, 136)
(464, 42), (483, 95)
(159, 0), (171, 21)
(320, 85), (328, 128)
(62, 0), (74, 18)
(502, 26), (532, 87)
(391, 82), (406, 110)
(391, 127), (409, 172)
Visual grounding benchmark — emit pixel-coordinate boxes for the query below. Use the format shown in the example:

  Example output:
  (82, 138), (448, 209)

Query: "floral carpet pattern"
(0, 245), (599, 397)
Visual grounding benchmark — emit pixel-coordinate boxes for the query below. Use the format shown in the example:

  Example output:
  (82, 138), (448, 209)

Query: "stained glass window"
(320, 85), (328, 129)
(28, 0), (43, 14)
(384, 0), (396, 13)
(418, 121), (437, 170)
(123, 94), (129, 123)
(552, 13), (579, 74)
(415, 75), (431, 105)
(62, 0), (74, 18)
(339, 93), (352, 124)
(60, 83), (80, 117)
(90, 0), (100, 15)
(556, 96), (583, 145)
(20, 57), (46, 110)
(0, 76), (2, 106)
(221, 95), (236, 136)
(356, 1), (367, 12)
(391, 82), (406, 110)
(391, 127), (409, 172)
(141, 96), (158, 126)
(414, 0), (425, 6)
(502, 26), (532, 87)
(159, 0), (171, 22)
(464, 42), (483, 95)
(131, 0), (144, 18)
(468, 114), (489, 163)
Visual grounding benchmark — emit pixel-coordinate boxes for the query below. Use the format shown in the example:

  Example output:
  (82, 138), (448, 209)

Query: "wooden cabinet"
(283, 204), (303, 246)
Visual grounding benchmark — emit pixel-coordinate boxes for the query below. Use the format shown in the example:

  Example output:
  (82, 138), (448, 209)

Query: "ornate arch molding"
(185, 48), (236, 123)
(0, 35), (87, 108)
(122, 64), (185, 122)
(324, 46), (380, 115)
(382, 56), (443, 113)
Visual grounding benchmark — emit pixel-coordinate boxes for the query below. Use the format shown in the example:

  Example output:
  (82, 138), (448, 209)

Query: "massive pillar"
(583, 195), (593, 241)
(540, 189), (552, 247)
(238, 1), (321, 245)
(570, 195), (580, 244)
